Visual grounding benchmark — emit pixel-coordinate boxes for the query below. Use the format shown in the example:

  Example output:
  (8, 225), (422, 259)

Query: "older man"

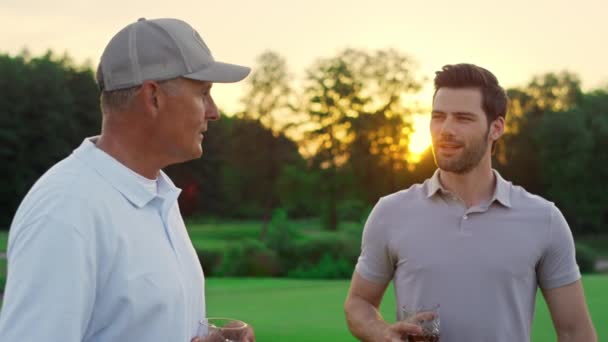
(0, 17), (252, 342)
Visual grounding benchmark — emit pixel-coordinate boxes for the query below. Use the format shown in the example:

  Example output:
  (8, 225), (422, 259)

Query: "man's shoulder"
(509, 183), (555, 212)
(505, 182), (562, 226)
(29, 154), (104, 200)
(11, 154), (112, 229)
(377, 181), (428, 208)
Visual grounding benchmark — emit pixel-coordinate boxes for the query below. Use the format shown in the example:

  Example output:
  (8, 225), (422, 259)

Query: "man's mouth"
(437, 141), (463, 153)
(439, 143), (462, 149)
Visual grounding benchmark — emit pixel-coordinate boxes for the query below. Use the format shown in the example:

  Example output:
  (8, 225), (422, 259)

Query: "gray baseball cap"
(98, 17), (250, 91)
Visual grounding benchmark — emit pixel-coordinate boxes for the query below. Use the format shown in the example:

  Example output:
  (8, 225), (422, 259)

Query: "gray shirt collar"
(426, 169), (512, 208)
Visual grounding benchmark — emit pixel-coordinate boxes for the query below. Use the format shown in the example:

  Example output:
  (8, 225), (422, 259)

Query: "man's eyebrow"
(453, 111), (477, 117)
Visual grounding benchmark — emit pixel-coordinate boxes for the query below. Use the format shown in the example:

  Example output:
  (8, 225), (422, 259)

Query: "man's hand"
(242, 325), (255, 342)
(381, 321), (423, 342)
(346, 272), (433, 341)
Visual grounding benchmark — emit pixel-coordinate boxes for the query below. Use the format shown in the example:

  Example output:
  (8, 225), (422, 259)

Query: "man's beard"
(433, 129), (489, 174)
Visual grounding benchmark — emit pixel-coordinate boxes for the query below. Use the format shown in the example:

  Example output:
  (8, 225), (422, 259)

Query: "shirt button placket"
(460, 213), (472, 235)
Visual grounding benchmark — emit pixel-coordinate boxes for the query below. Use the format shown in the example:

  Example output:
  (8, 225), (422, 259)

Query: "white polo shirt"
(0, 137), (205, 341)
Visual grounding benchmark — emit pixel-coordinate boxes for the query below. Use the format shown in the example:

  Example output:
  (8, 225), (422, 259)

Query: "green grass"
(206, 276), (608, 341)
(530, 276), (607, 340)
(0, 224), (605, 339)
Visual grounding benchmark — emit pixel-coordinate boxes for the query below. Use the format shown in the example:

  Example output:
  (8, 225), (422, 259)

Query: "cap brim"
(183, 61), (250, 83)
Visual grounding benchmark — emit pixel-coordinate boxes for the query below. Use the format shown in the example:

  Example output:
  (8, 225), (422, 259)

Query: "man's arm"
(344, 271), (422, 342)
(542, 280), (597, 342)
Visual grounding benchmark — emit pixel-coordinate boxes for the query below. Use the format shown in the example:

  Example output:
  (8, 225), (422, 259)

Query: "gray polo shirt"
(355, 169), (581, 342)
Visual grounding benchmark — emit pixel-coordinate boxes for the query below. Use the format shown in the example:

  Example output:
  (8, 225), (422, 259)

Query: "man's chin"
(193, 148), (203, 159)
(437, 159), (469, 174)
(179, 149), (203, 163)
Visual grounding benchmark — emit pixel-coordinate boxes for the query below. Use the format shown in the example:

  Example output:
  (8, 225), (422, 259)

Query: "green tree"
(237, 52), (300, 236)
(496, 72), (583, 195)
(343, 49), (423, 203)
(301, 49), (422, 229)
(302, 55), (364, 230)
(165, 115), (303, 220)
(538, 90), (608, 234)
(239, 51), (294, 133)
(0, 51), (100, 228)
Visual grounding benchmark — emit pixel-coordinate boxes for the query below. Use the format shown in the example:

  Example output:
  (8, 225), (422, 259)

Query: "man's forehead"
(433, 87), (484, 114)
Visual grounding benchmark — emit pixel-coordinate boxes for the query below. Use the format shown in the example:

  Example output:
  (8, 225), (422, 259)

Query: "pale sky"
(2, 0), (607, 115)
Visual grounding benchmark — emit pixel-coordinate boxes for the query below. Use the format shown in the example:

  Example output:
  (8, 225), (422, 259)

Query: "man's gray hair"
(96, 65), (181, 114)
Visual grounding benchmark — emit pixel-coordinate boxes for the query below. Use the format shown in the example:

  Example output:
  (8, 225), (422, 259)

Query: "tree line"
(1, 50), (606, 235)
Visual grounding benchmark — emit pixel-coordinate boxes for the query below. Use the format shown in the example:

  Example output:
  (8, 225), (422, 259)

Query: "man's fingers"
(390, 321), (423, 335)
(245, 325), (255, 342)
(414, 311), (437, 321)
(383, 331), (404, 342)
(191, 338), (201, 342)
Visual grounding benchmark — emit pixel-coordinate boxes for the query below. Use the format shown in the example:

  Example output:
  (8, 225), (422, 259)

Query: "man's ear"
(490, 116), (505, 141)
(139, 81), (163, 115)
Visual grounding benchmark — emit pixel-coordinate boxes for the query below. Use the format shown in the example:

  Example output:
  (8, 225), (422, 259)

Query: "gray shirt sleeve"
(355, 198), (394, 284)
(537, 205), (581, 289)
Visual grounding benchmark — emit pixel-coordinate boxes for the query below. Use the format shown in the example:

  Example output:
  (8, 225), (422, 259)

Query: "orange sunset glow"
(3, 0), (606, 165)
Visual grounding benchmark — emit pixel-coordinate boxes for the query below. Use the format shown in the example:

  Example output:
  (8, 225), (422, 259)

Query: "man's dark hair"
(433, 63), (508, 125)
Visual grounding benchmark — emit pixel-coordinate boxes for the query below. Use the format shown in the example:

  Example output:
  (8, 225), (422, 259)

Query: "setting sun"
(407, 114), (432, 164)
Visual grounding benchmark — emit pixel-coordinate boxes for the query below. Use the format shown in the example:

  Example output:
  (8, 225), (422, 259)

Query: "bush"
(359, 205), (373, 225)
(264, 208), (300, 254)
(279, 233), (360, 277)
(288, 254), (354, 279)
(337, 199), (367, 222)
(575, 244), (597, 274)
(196, 248), (224, 277)
(216, 239), (282, 277)
(194, 212), (364, 279)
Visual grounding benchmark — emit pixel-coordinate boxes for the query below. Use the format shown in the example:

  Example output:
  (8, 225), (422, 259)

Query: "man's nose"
(438, 115), (457, 136)
(205, 98), (220, 121)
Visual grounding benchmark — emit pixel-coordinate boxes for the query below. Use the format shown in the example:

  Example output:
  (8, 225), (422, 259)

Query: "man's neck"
(438, 159), (496, 208)
(95, 132), (162, 180)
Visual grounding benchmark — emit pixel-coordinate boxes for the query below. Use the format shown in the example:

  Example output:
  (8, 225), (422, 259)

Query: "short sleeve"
(355, 199), (394, 284)
(537, 205), (581, 290)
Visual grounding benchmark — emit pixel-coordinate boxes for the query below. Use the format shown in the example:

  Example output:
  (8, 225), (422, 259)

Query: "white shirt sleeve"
(0, 214), (96, 341)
